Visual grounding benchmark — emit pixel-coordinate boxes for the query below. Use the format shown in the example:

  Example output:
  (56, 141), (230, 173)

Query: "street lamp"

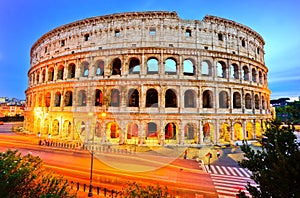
(88, 112), (106, 197)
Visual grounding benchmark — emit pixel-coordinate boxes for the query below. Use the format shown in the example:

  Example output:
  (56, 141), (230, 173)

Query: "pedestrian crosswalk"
(204, 165), (257, 198)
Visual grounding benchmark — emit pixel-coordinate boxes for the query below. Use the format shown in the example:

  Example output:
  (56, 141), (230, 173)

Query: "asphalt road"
(0, 123), (218, 198)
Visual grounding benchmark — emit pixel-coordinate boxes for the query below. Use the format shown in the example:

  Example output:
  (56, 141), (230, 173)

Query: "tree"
(0, 149), (76, 198)
(238, 120), (300, 198)
(118, 182), (175, 198)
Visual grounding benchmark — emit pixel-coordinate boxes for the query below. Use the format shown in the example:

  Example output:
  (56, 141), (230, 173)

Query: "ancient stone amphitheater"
(24, 11), (271, 146)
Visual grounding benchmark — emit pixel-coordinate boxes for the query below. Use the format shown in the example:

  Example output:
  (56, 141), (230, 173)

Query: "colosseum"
(24, 11), (271, 147)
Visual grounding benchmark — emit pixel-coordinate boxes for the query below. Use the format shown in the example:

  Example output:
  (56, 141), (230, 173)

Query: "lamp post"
(88, 112), (106, 197)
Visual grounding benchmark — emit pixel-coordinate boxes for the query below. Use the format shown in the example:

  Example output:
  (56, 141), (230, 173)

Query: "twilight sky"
(0, 0), (299, 100)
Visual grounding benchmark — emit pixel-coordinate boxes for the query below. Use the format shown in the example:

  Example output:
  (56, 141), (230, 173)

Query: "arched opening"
(256, 122), (261, 139)
(81, 61), (89, 77)
(67, 63), (76, 78)
(43, 119), (49, 135)
(242, 66), (249, 81)
(183, 59), (195, 76)
(80, 121), (86, 136)
(109, 122), (119, 138)
(42, 70), (46, 83)
(233, 92), (241, 108)
(128, 89), (139, 107)
(262, 96), (265, 110)
(245, 93), (252, 109)
(259, 71), (263, 84)
(48, 67), (54, 81)
(255, 94), (260, 109)
(230, 63), (239, 79)
(246, 122), (254, 139)
(184, 90), (196, 108)
(146, 88), (158, 107)
(203, 122), (214, 143)
(36, 72), (40, 84)
(45, 92), (51, 107)
(233, 122), (243, 140)
(52, 119), (60, 136)
(201, 60), (212, 76)
(95, 89), (103, 106)
(78, 90), (87, 106)
(219, 91), (229, 108)
(112, 58), (121, 75)
(184, 123), (196, 142)
(64, 91), (73, 106)
(203, 90), (213, 108)
(147, 57), (158, 74)
(129, 58), (140, 74)
(110, 89), (120, 107)
(217, 61), (226, 78)
(252, 68), (257, 82)
(165, 89), (177, 108)
(63, 120), (71, 138)
(57, 65), (64, 80)
(54, 92), (61, 107)
(165, 123), (176, 140)
(95, 60), (104, 76)
(165, 58), (177, 75)
(220, 123), (230, 143)
(147, 122), (157, 138)
(127, 123), (138, 139)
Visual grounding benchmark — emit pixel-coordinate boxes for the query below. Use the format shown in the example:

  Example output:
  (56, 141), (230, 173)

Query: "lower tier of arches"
(24, 111), (271, 146)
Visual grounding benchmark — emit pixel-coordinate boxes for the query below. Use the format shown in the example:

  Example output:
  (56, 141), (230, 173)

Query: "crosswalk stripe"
(221, 166), (230, 175)
(227, 167), (237, 176)
(239, 167), (251, 177)
(233, 167), (244, 177)
(215, 165), (224, 174)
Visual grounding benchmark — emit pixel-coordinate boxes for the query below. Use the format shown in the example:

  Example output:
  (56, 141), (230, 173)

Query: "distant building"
(0, 97), (25, 117)
(270, 98), (290, 107)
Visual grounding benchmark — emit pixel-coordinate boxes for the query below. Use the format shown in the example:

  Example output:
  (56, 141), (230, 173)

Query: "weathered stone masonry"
(24, 11), (271, 146)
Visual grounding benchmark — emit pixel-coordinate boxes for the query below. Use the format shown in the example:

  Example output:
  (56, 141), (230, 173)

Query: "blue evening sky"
(0, 0), (299, 100)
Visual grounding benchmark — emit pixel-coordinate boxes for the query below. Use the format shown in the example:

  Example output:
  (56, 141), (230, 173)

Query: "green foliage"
(238, 120), (300, 198)
(0, 149), (76, 198)
(118, 182), (175, 198)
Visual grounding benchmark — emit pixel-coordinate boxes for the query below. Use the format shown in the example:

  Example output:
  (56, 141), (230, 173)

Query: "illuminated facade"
(24, 11), (271, 146)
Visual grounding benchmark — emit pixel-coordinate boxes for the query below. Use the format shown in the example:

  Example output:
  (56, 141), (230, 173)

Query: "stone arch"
(165, 89), (177, 108)
(233, 122), (243, 140)
(184, 123), (197, 143)
(128, 88), (139, 107)
(165, 122), (177, 140)
(219, 91), (229, 108)
(52, 119), (60, 136)
(146, 88), (158, 107)
(64, 91), (73, 106)
(112, 58), (121, 75)
(256, 122), (262, 139)
(95, 59), (104, 76)
(95, 89), (103, 106)
(201, 60), (212, 76)
(252, 68), (257, 82)
(184, 89), (196, 108)
(164, 57), (177, 75)
(216, 61), (226, 78)
(183, 59), (195, 76)
(107, 122), (119, 139)
(57, 65), (64, 80)
(220, 122), (231, 143)
(255, 94), (260, 109)
(62, 120), (71, 138)
(242, 65), (249, 81)
(129, 57), (140, 74)
(42, 69), (46, 83)
(127, 122), (138, 139)
(43, 119), (49, 135)
(203, 122), (214, 143)
(147, 122), (157, 138)
(110, 89), (120, 107)
(230, 63), (239, 79)
(67, 63), (76, 78)
(80, 61), (89, 77)
(233, 92), (241, 108)
(45, 92), (51, 107)
(147, 57), (159, 74)
(203, 90), (213, 108)
(48, 67), (54, 81)
(246, 122), (254, 139)
(78, 89), (87, 106)
(245, 93), (252, 109)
